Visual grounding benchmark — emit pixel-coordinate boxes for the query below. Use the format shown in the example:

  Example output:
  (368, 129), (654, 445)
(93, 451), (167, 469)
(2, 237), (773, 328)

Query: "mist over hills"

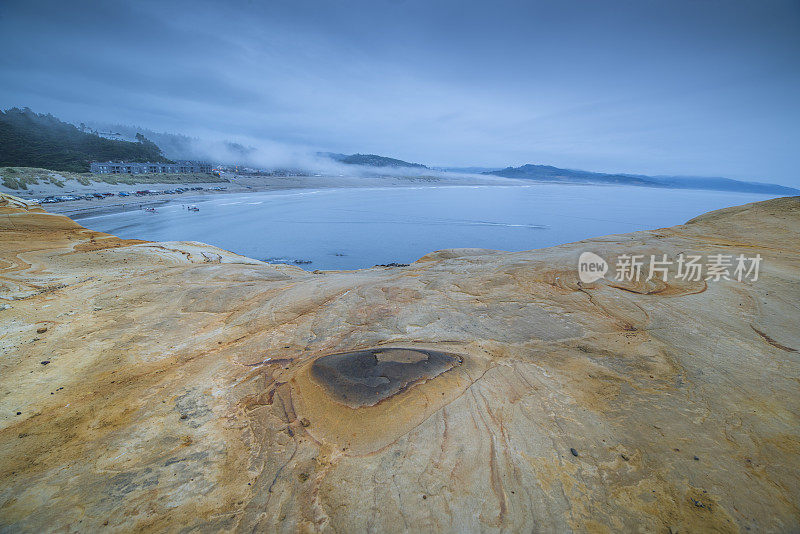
(484, 164), (800, 195)
(88, 123), (255, 163)
(1, 107), (797, 195)
(320, 152), (428, 169)
(0, 108), (169, 172)
(435, 166), (504, 174)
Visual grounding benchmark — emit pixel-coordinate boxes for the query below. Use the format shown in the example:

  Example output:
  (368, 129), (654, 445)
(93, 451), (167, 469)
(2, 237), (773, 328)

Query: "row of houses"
(90, 161), (213, 174)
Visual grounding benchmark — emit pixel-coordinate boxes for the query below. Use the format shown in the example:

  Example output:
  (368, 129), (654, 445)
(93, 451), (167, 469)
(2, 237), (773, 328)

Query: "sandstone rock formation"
(0, 193), (798, 532)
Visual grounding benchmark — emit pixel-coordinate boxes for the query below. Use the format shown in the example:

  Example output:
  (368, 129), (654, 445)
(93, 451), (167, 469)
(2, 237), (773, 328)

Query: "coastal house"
(90, 161), (212, 174)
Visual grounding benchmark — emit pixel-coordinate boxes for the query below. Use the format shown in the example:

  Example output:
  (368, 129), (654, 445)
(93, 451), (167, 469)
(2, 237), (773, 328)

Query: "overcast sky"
(1, 0), (798, 184)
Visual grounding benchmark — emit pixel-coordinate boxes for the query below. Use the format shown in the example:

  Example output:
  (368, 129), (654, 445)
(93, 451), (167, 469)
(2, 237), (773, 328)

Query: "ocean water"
(79, 184), (777, 270)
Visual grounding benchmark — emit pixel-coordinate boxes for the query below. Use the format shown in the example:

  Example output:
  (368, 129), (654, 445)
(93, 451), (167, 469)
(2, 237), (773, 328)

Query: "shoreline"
(6, 170), (783, 220)
(10, 172), (524, 219)
(56, 192), (223, 219)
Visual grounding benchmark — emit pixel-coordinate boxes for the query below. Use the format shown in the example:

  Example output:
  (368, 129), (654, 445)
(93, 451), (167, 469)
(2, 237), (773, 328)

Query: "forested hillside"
(0, 108), (170, 172)
(323, 152), (428, 169)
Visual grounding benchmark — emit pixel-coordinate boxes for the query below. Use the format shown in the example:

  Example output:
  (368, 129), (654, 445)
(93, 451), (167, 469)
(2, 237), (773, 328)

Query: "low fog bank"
(88, 122), (481, 180)
(84, 122), (796, 195)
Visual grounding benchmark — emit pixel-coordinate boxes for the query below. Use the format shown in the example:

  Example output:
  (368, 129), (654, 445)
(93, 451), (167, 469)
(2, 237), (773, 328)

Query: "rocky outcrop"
(0, 193), (798, 532)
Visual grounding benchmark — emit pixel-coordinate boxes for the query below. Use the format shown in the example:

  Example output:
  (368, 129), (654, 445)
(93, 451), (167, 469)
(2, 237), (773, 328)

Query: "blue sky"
(1, 0), (798, 185)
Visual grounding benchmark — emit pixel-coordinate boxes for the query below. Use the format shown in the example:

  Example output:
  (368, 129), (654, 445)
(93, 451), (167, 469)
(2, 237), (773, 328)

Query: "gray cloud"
(1, 0), (798, 185)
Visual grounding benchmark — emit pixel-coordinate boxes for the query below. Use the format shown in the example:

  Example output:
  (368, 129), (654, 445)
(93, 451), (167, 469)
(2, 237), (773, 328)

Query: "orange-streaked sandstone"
(0, 193), (798, 532)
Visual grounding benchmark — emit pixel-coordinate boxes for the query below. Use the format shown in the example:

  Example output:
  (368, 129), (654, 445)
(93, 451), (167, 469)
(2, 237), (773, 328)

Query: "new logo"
(578, 252), (608, 283)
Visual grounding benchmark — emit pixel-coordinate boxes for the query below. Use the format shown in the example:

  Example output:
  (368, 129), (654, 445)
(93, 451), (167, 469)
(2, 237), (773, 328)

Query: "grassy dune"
(0, 167), (227, 190)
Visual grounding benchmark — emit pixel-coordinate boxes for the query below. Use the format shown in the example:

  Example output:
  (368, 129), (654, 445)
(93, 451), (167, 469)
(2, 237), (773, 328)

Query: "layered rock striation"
(0, 193), (798, 532)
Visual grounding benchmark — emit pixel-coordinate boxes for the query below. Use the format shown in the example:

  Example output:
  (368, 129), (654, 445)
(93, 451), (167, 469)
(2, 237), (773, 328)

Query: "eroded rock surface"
(0, 193), (798, 532)
(309, 348), (462, 408)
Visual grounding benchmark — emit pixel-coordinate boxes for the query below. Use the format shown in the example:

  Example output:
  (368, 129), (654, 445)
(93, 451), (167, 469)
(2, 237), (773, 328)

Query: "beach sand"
(3, 171), (520, 218)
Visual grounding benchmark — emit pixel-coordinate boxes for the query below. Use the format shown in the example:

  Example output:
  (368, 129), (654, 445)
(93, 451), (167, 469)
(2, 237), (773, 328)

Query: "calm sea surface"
(79, 184), (776, 270)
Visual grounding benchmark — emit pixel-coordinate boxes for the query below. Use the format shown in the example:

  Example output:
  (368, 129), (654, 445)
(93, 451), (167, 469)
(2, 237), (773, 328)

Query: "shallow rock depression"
(310, 348), (463, 408)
